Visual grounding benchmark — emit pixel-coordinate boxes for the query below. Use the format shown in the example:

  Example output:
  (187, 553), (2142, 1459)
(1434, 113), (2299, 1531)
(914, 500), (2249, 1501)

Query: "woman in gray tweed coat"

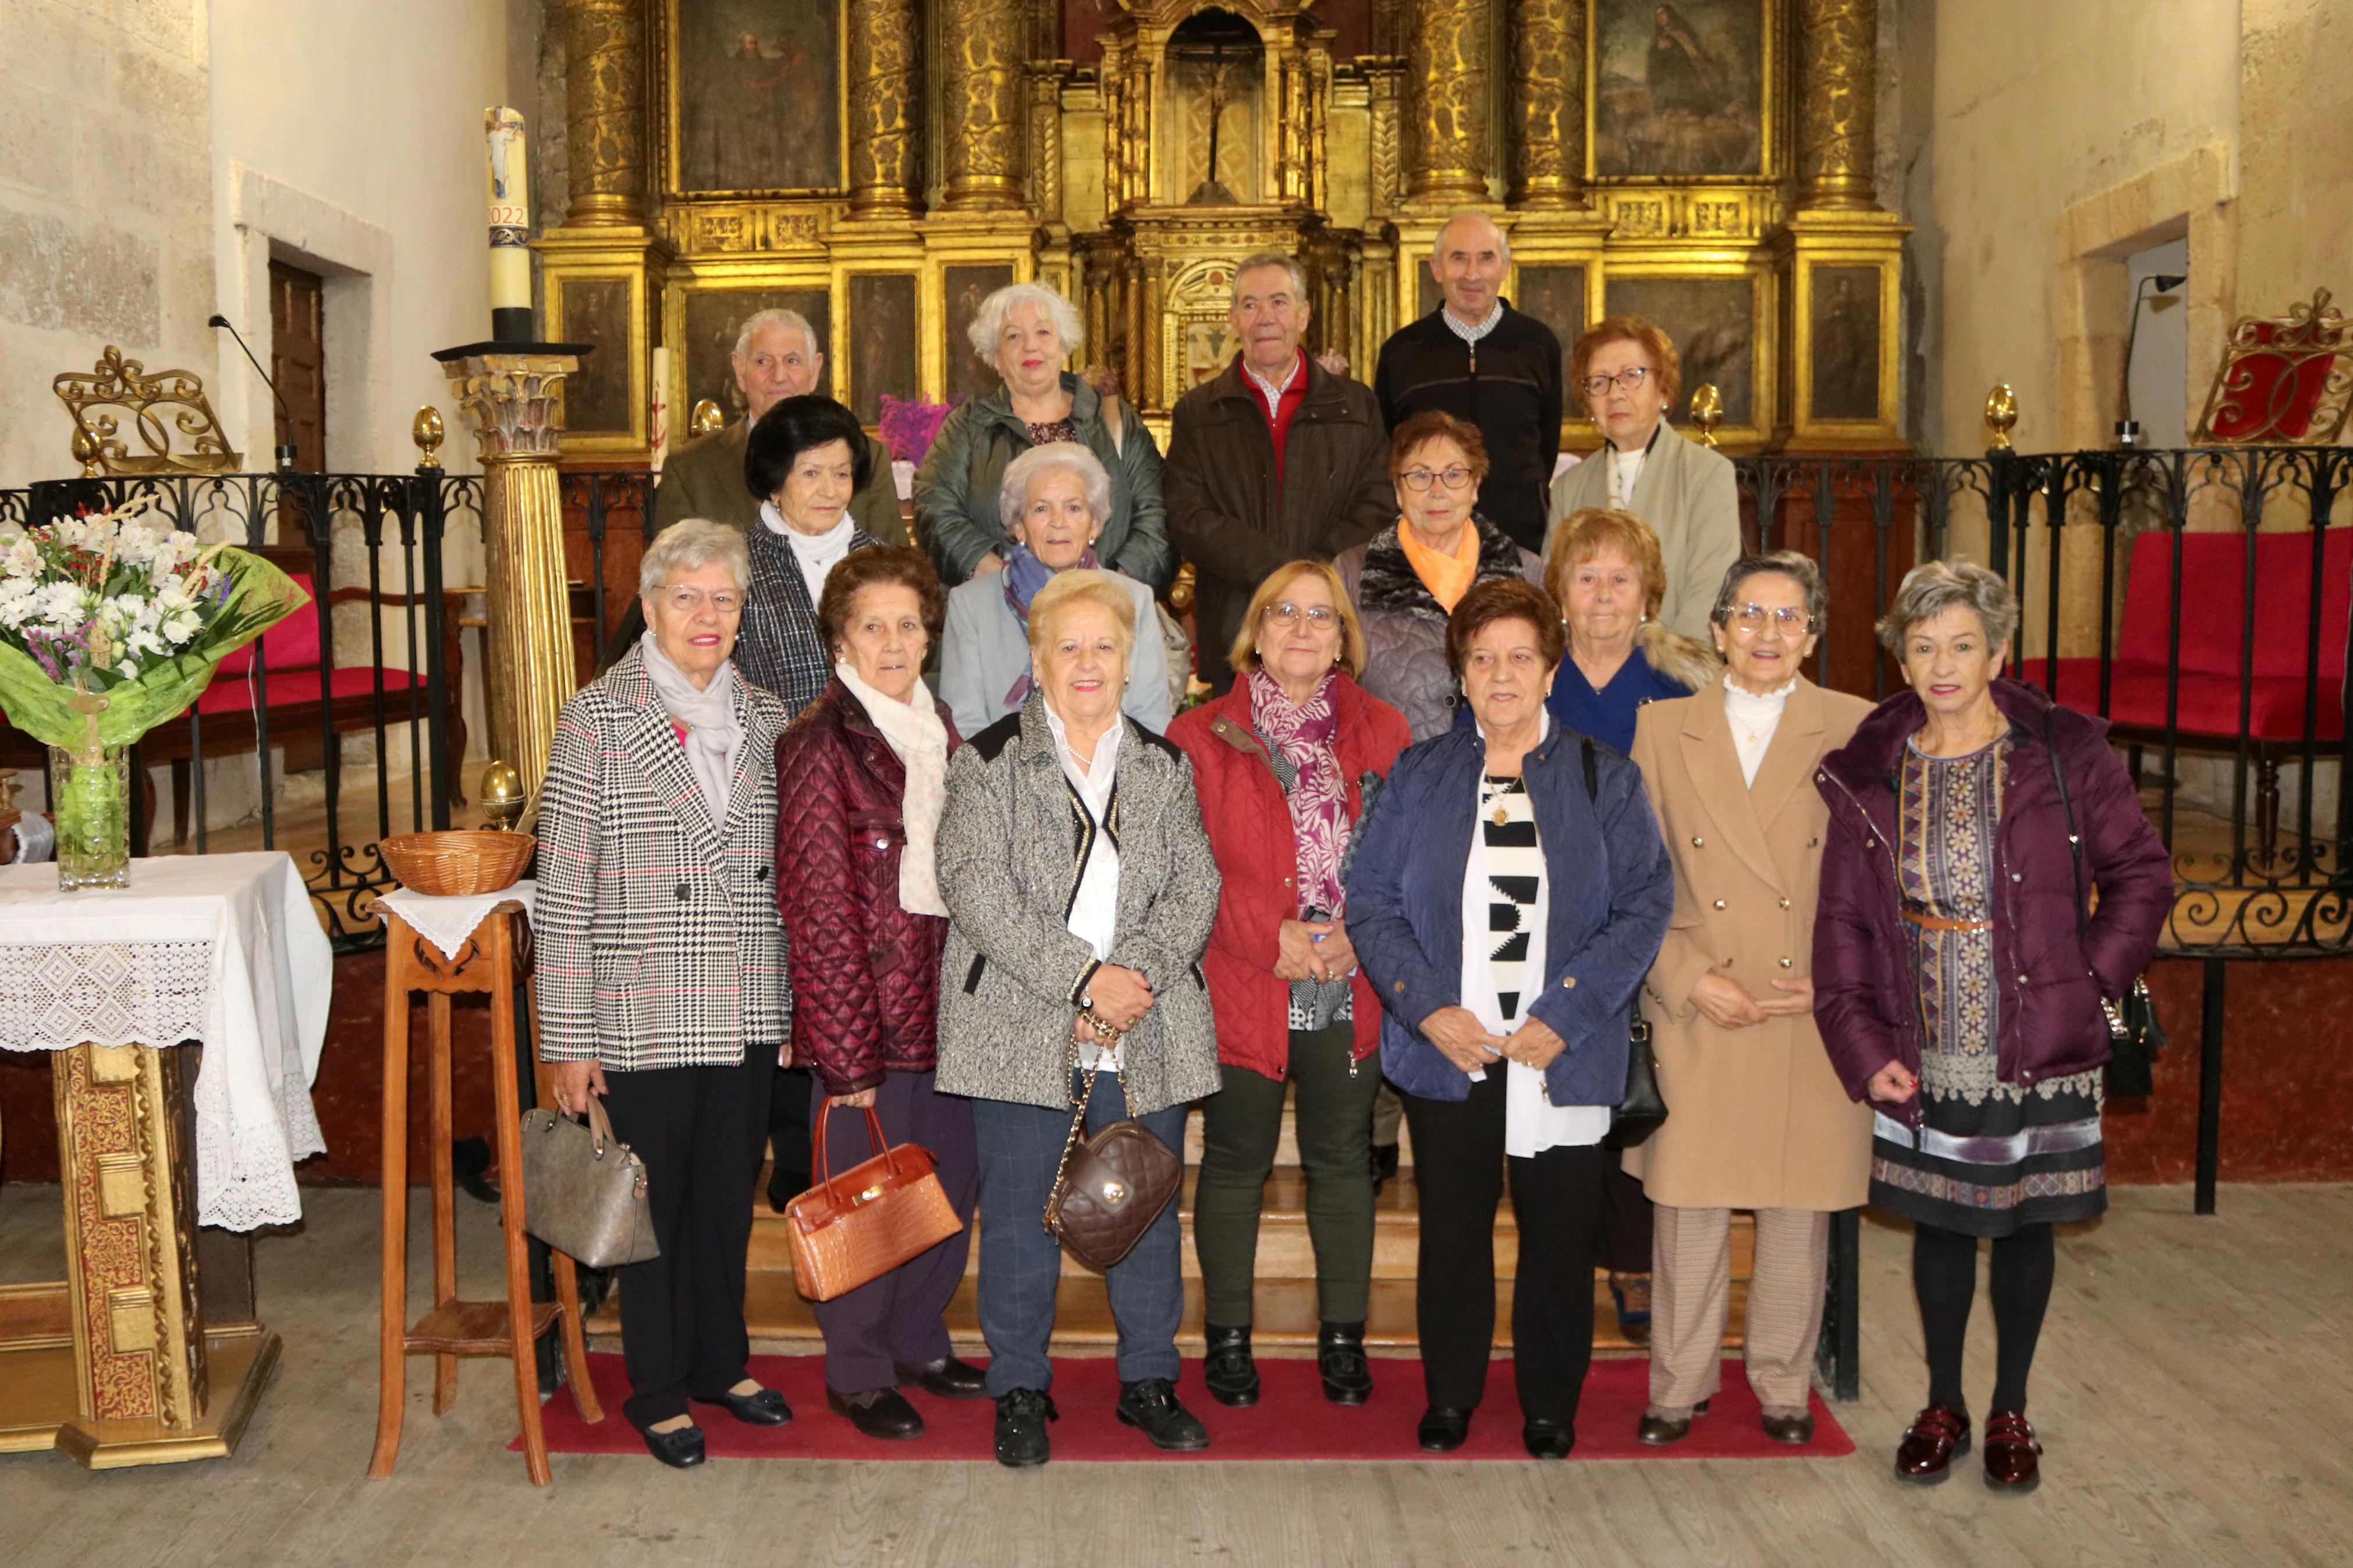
(934, 568), (1222, 1469)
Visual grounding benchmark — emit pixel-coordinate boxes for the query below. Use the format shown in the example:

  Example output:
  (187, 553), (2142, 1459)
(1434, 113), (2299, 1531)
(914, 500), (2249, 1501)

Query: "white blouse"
(1723, 671), (1798, 787)
(1047, 699), (1124, 1072)
(762, 502), (856, 609)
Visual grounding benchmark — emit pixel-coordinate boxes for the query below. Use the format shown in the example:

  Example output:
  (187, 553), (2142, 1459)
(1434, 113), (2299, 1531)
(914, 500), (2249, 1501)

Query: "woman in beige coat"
(1624, 551), (1873, 1448)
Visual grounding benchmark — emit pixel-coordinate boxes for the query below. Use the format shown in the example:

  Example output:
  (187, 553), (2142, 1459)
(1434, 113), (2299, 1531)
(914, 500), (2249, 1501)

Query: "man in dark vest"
(1371, 213), (1562, 555)
(1165, 251), (1393, 692)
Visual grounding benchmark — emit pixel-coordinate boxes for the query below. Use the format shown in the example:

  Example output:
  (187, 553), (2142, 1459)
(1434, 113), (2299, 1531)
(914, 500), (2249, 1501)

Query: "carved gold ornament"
(53, 348), (241, 476)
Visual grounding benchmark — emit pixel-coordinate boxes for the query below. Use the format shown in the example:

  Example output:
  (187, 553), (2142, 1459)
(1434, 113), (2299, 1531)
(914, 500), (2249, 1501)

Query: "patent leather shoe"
(1317, 1321), (1373, 1406)
(1117, 1377), (1209, 1451)
(1522, 1418), (1575, 1459)
(828, 1386), (924, 1440)
(1761, 1409), (1816, 1446)
(640, 1421), (706, 1469)
(895, 1356), (989, 1400)
(1417, 1406), (1473, 1453)
(1982, 1409), (2042, 1493)
(994, 1388), (1057, 1468)
(705, 1385), (792, 1426)
(1894, 1403), (1971, 1484)
(1202, 1324), (1261, 1407)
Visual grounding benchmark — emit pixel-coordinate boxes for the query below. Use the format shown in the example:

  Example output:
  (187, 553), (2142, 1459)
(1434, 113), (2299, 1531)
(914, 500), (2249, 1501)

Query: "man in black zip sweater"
(1372, 212), (1564, 556)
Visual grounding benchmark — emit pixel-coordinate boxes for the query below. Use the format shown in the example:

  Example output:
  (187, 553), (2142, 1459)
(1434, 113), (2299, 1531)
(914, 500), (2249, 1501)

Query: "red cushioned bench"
(2043, 525), (2350, 858)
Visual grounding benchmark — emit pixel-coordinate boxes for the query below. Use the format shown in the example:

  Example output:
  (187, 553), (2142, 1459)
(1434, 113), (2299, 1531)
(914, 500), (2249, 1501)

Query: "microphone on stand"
(207, 314), (303, 472)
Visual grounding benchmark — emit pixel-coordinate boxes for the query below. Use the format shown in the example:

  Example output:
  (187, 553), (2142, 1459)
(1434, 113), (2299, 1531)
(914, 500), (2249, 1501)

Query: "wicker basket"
(379, 830), (535, 897)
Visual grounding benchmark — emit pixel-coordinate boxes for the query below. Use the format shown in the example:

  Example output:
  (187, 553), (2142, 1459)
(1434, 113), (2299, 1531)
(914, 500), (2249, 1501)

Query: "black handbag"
(2045, 708), (2166, 1096)
(1566, 733), (1670, 1147)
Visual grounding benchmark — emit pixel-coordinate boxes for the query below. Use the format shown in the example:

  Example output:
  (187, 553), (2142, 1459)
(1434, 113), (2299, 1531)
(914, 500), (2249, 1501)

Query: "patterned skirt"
(1869, 1069), (2107, 1239)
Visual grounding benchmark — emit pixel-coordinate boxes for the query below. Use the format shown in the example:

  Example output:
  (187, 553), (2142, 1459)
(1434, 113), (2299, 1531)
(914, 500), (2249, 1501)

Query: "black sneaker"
(1116, 1377), (1209, 1451)
(993, 1388), (1057, 1468)
(1202, 1324), (1261, 1407)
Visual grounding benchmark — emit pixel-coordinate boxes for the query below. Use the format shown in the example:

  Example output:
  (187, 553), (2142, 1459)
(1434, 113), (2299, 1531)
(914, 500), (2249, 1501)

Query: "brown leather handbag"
(1042, 1036), (1182, 1271)
(786, 1100), (964, 1302)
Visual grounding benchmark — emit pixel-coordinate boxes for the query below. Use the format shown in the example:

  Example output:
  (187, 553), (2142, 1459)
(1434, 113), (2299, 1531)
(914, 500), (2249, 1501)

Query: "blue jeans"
(968, 1073), (1187, 1396)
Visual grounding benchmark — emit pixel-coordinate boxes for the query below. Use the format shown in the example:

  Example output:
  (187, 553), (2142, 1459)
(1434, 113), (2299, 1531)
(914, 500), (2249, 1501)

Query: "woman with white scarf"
(540, 520), (795, 1470)
(772, 547), (984, 1442)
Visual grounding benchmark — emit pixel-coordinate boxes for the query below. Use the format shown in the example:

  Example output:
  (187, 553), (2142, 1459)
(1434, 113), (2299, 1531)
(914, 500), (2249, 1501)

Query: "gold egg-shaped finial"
(1985, 383), (2018, 451)
(1688, 383), (1724, 447)
(689, 399), (726, 439)
(478, 760), (526, 832)
(413, 406), (445, 471)
(71, 426), (102, 478)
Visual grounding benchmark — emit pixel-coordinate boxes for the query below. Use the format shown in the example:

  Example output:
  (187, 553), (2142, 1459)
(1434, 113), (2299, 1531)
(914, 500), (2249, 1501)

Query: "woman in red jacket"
(774, 547), (985, 1442)
(1169, 560), (1412, 1409)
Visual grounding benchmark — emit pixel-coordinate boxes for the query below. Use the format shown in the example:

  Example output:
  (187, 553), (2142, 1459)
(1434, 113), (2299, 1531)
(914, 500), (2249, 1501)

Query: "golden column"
(439, 351), (581, 801)
(563, 0), (645, 225)
(847, 0), (921, 216)
(1794, 0), (1878, 211)
(940, 0), (1027, 211)
(1403, 0), (1490, 205)
(1507, 0), (1585, 209)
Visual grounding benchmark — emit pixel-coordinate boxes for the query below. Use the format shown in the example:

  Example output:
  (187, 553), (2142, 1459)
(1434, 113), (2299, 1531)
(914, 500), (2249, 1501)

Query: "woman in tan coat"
(1624, 551), (1873, 1448)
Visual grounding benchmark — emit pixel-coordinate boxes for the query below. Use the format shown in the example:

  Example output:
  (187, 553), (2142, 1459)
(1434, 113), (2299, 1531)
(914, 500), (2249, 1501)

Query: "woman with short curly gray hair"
(1813, 556), (2170, 1493)
(913, 282), (1174, 593)
(936, 442), (1171, 738)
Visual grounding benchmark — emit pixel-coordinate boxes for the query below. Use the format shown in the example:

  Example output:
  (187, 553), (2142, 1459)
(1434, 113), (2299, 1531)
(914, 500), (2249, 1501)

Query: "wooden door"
(268, 261), (326, 471)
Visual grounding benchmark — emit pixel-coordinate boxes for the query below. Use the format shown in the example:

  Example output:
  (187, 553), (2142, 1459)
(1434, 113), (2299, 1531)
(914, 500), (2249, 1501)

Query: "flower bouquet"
(0, 497), (309, 888)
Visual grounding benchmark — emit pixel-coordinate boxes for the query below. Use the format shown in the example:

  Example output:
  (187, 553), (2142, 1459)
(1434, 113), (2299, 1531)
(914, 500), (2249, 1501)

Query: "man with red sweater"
(1166, 253), (1395, 691)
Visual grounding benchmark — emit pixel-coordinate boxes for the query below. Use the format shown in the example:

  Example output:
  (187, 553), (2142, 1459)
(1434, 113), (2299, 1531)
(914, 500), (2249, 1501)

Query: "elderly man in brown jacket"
(1165, 253), (1393, 691)
(1625, 552), (1874, 1449)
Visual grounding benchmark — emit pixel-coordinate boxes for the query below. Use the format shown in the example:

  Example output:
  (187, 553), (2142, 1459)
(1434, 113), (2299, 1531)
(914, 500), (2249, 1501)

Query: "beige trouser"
(1649, 1204), (1830, 1417)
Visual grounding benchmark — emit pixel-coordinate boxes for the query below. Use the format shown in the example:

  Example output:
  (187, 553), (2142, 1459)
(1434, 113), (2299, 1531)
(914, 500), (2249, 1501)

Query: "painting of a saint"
(849, 274), (918, 425)
(1593, 1), (1764, 178)
(1603, 275), (1756, 427)
(944, 265), (1014, 403)
(1810, 267), (1881, 421)
(683, 287), (832, 419)
(558, 280), (633, 435)
(677, 0), (842, 194)
(1514, 266), (1588, 395)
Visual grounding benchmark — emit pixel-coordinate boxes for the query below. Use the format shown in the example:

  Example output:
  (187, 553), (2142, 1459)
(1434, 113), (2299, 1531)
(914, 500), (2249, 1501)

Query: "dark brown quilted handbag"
(1042, 1041), (1181, 1271)
(787, 1101), (964, 1302)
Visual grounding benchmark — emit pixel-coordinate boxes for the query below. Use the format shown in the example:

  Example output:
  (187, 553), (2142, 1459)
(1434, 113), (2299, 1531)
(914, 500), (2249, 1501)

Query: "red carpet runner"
(526, 1353), (1855, 1462)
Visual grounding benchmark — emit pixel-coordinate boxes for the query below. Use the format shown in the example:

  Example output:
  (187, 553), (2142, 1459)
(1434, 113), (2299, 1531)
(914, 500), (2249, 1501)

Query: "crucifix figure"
(1186, 42), (1241, 206)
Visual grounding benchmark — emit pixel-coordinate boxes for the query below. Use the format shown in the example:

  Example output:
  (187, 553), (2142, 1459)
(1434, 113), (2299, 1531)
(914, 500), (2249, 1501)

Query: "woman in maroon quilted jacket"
(1169, 560), (1412, 1410)
(774, 547), (985, 1442)
(1812, 561), (2171, 1495)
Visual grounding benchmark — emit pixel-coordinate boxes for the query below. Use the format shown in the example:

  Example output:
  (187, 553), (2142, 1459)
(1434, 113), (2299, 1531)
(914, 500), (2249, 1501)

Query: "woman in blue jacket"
(1346, 576), (1674, 1460)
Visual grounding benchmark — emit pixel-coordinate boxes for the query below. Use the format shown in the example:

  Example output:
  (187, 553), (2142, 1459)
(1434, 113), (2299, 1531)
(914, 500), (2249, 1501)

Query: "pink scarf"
(1247, 667), (1351, 916)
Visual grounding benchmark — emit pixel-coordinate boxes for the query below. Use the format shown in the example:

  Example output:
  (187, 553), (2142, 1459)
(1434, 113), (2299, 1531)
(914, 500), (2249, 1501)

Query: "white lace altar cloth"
(0, 852), (331, 1231)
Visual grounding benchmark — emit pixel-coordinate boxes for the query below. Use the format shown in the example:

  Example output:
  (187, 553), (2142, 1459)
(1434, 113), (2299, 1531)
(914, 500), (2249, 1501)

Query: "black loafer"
(1317, 1321), (1374, 1406)
(1202, 1324), (1261, 1407)
(701, 1385), (792, 1426)
(828, 1386), (925, 1440)
(640, 1421), (706, 1469)
(995, 1387), (1057, 1468)
(1116, 1377), (1209, 1451)
(1762, 1410), (1815, 1446)
(1418, 1406), (1472, 1453)
(895, 1356), (990, 1400)
(1523, 1418), (1576, 1460)
(1637, 1411), (1692, 1445)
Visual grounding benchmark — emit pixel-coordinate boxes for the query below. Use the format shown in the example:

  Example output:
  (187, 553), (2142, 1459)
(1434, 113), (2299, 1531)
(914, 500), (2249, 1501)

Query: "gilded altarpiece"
(536, 0), (1905, 460)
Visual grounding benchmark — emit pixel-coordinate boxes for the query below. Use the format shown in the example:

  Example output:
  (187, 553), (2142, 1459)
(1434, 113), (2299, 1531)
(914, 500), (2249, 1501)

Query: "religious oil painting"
(557, 279), (633, 435)
(1514, 265), (1589, 394)
(676, 0), (843, 194)
(1593, 0), (1766, 178)
(945, 265), (1016, 404)
(1810, 266), (1882, 421)
(849, 273), (919, 425)
(683, 287), (832, 419)
(1603, 275), (1756, 426)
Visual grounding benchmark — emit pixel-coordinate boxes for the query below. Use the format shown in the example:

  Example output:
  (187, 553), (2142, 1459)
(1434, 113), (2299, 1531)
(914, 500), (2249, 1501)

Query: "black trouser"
(1602, 1167), (1654, 1276)
(598, 1054), (773, 1431)
(1913, 1220), (2057, 1415)
(1404, 1070), (1610, 1424)
(768, 1064), (814, 1204)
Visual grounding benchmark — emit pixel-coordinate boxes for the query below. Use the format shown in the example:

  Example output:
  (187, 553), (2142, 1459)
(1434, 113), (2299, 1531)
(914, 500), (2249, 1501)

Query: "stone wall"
(0, 0), (217, 488)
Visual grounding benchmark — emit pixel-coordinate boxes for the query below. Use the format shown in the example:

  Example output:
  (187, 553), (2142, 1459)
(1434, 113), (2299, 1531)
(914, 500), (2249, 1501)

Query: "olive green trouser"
(1193, 1023), (1382, 1327)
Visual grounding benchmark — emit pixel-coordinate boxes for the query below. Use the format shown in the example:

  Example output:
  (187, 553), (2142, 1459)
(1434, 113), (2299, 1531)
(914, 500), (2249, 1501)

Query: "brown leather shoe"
(1761, 1409), (1815, 1446)
(1637, 1409), (1691, 1445)
(1982, 1409), (2042, 1492)
(1894, 1404), (1971, 1484)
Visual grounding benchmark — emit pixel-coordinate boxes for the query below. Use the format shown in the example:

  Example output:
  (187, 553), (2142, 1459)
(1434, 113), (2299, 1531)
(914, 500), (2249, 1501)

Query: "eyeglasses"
(1580, 366), (1653, 399)
(1262, 602), (1340, 629)
(659, 585), (745, 615)
(1400, 466), (1474, 492)
(1729, 602), (1813, 632)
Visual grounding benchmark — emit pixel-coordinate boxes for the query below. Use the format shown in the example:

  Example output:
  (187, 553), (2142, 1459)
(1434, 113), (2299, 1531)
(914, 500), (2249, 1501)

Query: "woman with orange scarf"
(1336, 411), (1544, 742)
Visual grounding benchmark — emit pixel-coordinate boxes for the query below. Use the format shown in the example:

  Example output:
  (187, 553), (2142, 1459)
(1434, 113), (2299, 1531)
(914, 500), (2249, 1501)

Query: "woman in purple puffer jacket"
(1812, 561), (2170, 1496)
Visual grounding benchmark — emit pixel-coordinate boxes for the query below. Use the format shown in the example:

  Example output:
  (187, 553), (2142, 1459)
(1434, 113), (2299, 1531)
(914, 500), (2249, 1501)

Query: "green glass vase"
(51, 744), (130, 891)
